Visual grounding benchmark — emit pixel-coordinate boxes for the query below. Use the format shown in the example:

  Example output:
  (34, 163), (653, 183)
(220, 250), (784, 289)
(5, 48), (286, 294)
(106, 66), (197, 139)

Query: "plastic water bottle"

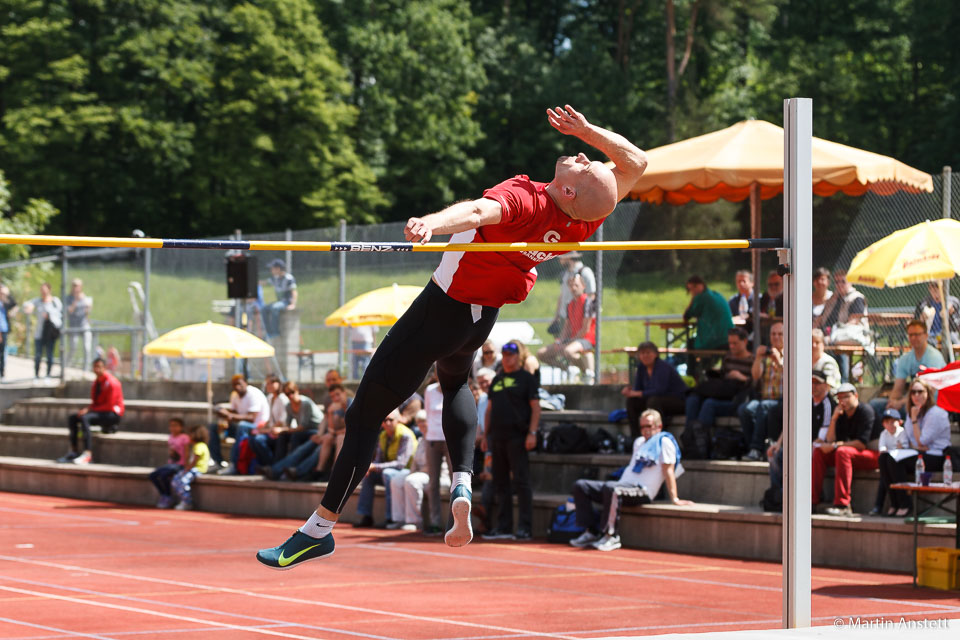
(943, 456), (954, 486)
(915, 455), (925, 484)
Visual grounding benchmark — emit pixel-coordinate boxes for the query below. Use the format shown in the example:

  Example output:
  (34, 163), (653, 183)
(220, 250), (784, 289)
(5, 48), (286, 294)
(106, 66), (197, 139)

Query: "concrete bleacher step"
(1, 456), (954, 574)
(2, 397), (212, 433)
(0, 426), (171, 467)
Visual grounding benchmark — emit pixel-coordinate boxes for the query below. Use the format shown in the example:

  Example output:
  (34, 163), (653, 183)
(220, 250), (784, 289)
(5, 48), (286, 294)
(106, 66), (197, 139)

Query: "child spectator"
(171, 425), (211, 511)
(871, 409), (910, 516)
(150, 418), (191, 508)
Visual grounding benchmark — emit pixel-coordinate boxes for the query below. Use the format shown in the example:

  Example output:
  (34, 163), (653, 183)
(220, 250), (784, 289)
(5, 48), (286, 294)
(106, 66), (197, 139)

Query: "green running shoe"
(256, 529), (335, 570)
(444, 484), (473, 548)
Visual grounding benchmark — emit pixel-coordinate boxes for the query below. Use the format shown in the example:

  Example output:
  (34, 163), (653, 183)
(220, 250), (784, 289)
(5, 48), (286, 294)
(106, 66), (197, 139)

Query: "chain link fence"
(0, 170), (954, 385)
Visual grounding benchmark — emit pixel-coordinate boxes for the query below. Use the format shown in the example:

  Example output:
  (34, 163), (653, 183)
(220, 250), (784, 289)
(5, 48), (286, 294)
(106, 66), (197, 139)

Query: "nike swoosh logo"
(278, 544), (321, 567)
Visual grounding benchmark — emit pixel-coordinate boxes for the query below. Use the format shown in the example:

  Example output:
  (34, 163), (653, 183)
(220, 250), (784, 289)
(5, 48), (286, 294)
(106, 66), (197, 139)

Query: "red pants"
(812, 446), (879, 507)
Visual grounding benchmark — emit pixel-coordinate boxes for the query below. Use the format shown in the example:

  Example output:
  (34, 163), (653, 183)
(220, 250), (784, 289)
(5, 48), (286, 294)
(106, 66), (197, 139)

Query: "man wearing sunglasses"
(258, 105), (647, 570)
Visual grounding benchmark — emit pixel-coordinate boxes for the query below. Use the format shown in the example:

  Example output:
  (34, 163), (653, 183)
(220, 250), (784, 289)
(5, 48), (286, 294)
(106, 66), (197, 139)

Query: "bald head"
(547, 153), (619, 221)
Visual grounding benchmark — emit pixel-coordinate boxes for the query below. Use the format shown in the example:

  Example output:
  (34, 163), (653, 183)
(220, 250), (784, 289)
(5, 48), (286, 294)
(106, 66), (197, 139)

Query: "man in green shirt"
(683, 275), (734, 350)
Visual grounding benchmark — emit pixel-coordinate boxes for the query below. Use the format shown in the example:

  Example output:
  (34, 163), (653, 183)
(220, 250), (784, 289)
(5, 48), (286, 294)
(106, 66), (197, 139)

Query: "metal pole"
(594, 224), (603, 384)
(783, 97), (813, 629)
(338, 220), (346, 376)
(751, 184), (762, 350)
(285, 228), (293, 277)
(941, 167), (954, 363)
(233, 229), (242, 376)
(59, 248), (67, 383)
(142, 246), (151, 379)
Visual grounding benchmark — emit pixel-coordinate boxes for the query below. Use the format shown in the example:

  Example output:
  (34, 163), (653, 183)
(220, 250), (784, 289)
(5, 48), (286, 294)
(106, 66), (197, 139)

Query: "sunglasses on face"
(910, 389), (927, 395)
(482, 350), (494, 355)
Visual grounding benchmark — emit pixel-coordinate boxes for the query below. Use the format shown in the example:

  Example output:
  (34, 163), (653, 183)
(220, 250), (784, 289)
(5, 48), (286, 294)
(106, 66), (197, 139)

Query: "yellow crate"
(917, 547), (960, 590)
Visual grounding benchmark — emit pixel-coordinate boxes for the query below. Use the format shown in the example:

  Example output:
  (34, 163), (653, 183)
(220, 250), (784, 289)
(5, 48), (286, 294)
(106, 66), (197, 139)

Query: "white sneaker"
(72, 451), (92, 465)
(592, 534), (621, 552)
(218, 464), (237, 476)
(569, 531), (600, 548)
(400, 523), (418, 532)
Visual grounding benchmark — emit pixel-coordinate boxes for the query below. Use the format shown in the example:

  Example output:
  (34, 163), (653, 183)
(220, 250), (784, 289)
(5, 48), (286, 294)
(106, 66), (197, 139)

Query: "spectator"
(822, 269), (871, 354)
(251, 374), (289, 463)
(620, 341), (687, 439)
(22, 282), (62, 379)
(740, 322), (785, 461)
(349, 325), (377, 380)
(812, 382), (877, 516)
(482, 341), (540, 541)
(398, 392), (424, 427)
(811, 328), (841, 391)
(871, 409), (910, 516)
(472, 340), (501, 378)
(150, 418), (191, 508)
(727, 270), (754, 324)
(57, 357), (124, 464)
(868, 319), (945, 435)
(811, 267), (833, 327)
(764, 369), (836, 511)
(355, 409), (417, 528)
(569, 409), (691, 552)
(549, 252), (596, 337)
(64, 278), (93, 370)
(878, 379), (952, 517)
(538, 274), (596, 383)
(314, 383), (351, 476)
(915, 281), (960, 348)
(171, 424), (212, 510)
(389, 410), (451, 531)
(421, 373), (450, 535)
(0, 283), (16, 380)
(208, 374), (270, 472)
(263, 258), (297, 338)
(515, 340), (540, 382)
(682, 327), (753, 458)
(278, 381), (323, 458)
(683, 275), (734, 352)
(760, 271), (784, 318)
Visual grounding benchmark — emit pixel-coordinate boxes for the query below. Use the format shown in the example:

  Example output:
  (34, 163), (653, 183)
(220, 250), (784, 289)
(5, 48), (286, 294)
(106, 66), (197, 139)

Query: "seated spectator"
(516, 340), (541, 382)
(764, 369), (835, 511)
(248, 374), (289, 464)
(550, 252), (596, 339)
(822, 270), (872, 357)
(620, 341), (687, 440)
(57, 357), (125, 464)
(868, 319), (945, 436)
(812, 328), (841, 391)
(811, 267), (833, 327)
(878, 379), (952, 517)
(281, 381), (324, 452)
(421, 372), (449, 536)
(171, 424), (211, 511)
(740, 322), (784, 461)
(682, 327), (753, 459)
(683, 275), (734, 352)
(387, 411), (451, 531)
(871, 409), (910, 516)
(472, 340), (501, 378)
(812, 382), (877, 516)
(355, 410), (417, 528)
(727, 270), (754, 325)
(569, 409), (691, 552)
(149, 418), (191, 508)
(759, 270), (784, 319)
(482, 341), (540, 541)
(538, 274), (596, 383)
(398, 391), (423, 427)
(349, 325), (377, 380)
(263, 258), (297, 339)
(915, 281), (960, 348)
(314, 383), (351, 476)
(208, 374), (270, 473)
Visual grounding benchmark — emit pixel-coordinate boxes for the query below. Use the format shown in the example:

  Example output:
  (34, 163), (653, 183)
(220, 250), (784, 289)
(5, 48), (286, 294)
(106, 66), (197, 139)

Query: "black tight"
(321, 281), (498, 514)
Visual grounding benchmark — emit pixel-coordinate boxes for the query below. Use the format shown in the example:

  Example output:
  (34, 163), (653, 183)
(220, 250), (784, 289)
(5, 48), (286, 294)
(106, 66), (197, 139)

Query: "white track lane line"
(0, 506), (140, 526)
(4, 622), (292, 640)
(0, 614), (120, 640)
(0, 557), (583, 640)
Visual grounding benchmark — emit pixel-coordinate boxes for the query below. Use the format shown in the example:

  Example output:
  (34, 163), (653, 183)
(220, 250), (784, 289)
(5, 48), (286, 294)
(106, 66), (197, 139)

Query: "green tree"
(0, 0), (382, 237)
(0, 170), (59, 263)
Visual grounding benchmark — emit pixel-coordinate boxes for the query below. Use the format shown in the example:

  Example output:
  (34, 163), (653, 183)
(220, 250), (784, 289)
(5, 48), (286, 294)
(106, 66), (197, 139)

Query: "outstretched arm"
(546, 105), (647, 201)
(404, 198), (503, 244)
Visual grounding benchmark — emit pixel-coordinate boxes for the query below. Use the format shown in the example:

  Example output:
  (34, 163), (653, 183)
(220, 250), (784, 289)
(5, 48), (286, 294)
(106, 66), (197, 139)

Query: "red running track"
(0, 491), (958, 639)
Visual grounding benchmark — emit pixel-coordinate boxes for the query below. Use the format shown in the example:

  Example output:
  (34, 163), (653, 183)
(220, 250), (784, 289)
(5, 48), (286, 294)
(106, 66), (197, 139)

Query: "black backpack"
(547, 423), (592, 454)
(588, 427), (617, 454)
(679, 420), (711, 459)
(711, 428), (744, 460)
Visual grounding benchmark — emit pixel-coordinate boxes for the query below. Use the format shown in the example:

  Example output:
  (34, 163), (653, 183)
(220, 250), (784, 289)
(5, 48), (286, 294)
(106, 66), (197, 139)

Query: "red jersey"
(566, 294), (596, 346)
(89, 372), (125, 416)
(433, 175), (604, 307)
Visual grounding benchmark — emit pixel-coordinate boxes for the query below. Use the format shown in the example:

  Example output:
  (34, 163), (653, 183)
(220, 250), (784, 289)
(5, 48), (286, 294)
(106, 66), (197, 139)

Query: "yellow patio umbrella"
(847, 219), (960, 361)
(143, 321), (275, 421)
(325, 283), (423, 327)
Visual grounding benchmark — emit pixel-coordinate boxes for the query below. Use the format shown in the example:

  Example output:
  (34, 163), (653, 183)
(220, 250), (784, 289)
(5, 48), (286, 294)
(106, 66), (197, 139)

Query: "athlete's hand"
(404, 217), (432, 244)
(546, 105), (590, 137)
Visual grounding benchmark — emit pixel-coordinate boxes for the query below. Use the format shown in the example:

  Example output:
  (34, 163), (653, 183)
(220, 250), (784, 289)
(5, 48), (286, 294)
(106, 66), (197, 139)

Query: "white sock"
(451, 472), (471, 493)
(300, 512), (336, 539)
